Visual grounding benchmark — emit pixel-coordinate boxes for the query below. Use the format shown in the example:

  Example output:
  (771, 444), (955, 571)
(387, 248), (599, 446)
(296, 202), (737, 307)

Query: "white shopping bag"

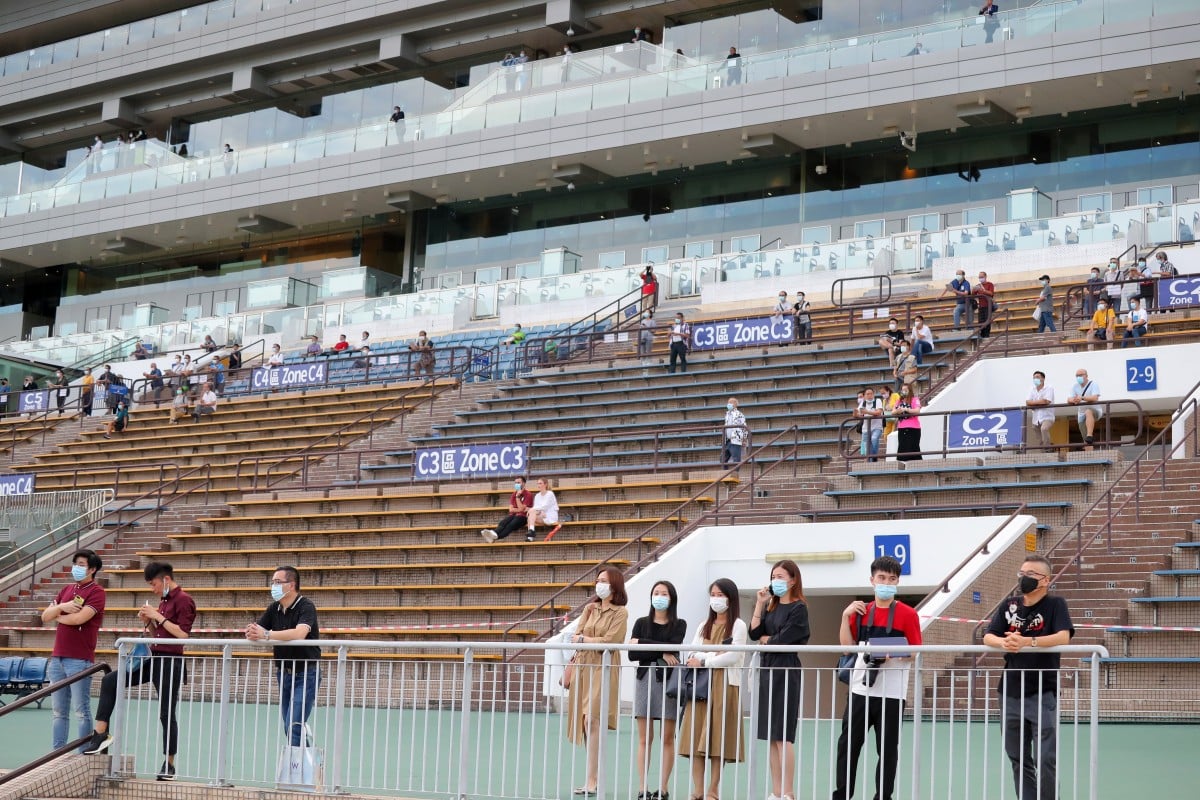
(276, 739), (324, 792)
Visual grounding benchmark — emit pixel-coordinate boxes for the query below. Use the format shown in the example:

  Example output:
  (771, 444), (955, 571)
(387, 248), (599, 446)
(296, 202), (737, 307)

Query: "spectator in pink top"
(892, 384), (922, 461)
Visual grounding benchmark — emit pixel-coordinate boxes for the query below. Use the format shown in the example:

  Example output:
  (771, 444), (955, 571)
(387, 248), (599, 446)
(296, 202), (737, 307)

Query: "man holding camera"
(832, 556), (922, 800)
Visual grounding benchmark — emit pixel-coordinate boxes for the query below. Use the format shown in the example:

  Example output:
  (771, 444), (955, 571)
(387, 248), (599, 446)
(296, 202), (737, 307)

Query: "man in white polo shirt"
(192, 382), (218, 423)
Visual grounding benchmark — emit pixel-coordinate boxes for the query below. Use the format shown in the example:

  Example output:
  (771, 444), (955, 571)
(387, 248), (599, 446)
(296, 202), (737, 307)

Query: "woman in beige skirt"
(566, 565), (630, 795)
(678, 578), (748, 800)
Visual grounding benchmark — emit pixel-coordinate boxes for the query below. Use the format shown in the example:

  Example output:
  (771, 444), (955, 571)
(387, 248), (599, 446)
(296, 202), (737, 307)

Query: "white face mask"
(595, 582), (611, 600)
(709, 597), (728, 614)
(888, 323), (897, 331)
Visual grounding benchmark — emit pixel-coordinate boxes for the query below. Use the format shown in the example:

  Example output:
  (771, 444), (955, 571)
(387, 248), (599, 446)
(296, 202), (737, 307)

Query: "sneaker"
(82, 731), (113, 755)
(525, 532), (535, 542)
(545, 524), (562, 541)
(480, 530), (497, 543)
(156, 762), (176, 781)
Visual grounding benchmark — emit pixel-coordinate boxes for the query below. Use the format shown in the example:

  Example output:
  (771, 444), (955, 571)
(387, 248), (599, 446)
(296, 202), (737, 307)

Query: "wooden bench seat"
(139, 537), (661, 559)
(107, 559), (631, 579)
(173, 517), (683, 542)
(824, 479), (1091, 505)
(846, 458), (1113, 479)
(25, 436), (367, 469)
(803, 500), (1073, 519)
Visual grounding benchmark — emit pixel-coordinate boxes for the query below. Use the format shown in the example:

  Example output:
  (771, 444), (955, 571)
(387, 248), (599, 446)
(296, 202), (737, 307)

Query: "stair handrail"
(914, 503), (1031, 612)
(516, 284), (646, 373)
(0, 488), (113, 575)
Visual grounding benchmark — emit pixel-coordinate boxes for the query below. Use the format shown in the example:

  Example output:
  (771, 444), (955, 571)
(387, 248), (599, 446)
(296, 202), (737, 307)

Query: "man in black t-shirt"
(877, 318), (905, 367)
(984, 555), (1075, 800)
(245, 566), (321, 746)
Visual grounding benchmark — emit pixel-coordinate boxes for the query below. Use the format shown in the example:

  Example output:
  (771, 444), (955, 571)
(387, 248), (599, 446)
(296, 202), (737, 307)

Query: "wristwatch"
(1030, 637), (1037, 648)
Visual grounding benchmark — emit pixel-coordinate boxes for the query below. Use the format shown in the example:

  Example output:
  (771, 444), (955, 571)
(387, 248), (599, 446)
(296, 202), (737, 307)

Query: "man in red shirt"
(42, 549), (106, 752)
(974, 271), (997, 338)
(84, 562), (196, 781)
(481, 476), (535, 542)
(331, 334), (350, 353)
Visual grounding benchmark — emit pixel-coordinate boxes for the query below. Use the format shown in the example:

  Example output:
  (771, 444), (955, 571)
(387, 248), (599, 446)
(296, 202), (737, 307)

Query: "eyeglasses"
(1017, 571), (1047, 580)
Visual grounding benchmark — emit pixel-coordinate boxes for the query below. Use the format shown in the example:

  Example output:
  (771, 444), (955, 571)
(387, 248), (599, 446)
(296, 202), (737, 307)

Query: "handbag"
(127, 642), (152, 674)
(1030, 308), (1041, 321)
(276, 727), (324, 793)
(664, 666), (711, 702)
(560, 658), (575, 690)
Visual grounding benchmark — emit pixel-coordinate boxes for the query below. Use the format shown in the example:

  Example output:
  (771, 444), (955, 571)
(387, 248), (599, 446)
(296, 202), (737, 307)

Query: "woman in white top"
(268, 344), (284, 366)
(1121, 297), (1150, 348)
(527, 477), (560, 541)
(679, 578), (748, 800)
(638, 311), (657, 358)
(910, 315), (934, 365)
(1102, 262), (1123, 311)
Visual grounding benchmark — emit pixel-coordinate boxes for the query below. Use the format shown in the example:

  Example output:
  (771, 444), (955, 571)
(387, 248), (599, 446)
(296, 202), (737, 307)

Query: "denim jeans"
(1003, 691), (1059, 800)
(1121, 325), (1146, 347)
(278, 665), (320, 746)
(913, 340), (933, 365)
(863, 428), (883, 461)
(722, 441), (742, 466)
(953, 302), (972, 329)
(49, 656), (94, 751)
(1037, 311), (1056, 333)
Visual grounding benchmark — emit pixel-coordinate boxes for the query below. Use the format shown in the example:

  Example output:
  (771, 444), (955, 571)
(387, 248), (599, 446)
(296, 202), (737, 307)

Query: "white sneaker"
(480, 530), (497, 543)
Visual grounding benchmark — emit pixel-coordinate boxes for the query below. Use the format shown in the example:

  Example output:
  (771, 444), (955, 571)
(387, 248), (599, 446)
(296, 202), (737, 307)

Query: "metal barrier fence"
(107, 639), (1104, 800)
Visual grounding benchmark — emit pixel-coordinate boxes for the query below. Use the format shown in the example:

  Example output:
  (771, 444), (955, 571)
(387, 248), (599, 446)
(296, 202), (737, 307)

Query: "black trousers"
(832, 693), (905, 800)
(494, 513), (528, 540)
(95, 655), (186, 756)
(978, 302), (993, 338)
(668, 341), (688, 373)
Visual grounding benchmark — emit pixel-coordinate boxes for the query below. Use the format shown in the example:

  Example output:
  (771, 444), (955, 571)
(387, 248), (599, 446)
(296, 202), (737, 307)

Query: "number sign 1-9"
(1125, 358), (1157, 392)
(873, 534), (911, 576)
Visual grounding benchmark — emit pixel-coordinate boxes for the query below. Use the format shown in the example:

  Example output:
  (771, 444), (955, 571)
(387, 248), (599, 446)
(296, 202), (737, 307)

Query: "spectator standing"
(360, 331), (371, 348)
(1135, 256), (1156, 311)
(910, 315), (934, 364)
(201, 334), (219, 354)
(1083, 266), (1103, 316)
(974, 272), (996, 337)
(832, 556), (923, 800)
(480, 476), (534, 543)
(1102, 259), (1123, 312)
(793, 291), (812, 344)
(209, 359), (226, 396)
(410, 331), (436, 377)
(193, 383), (218, 422)
(1025, 371), (1056, 448)
(144, 362), (165, 405)
(389, 106), (406, 141)
(641, 265), (659, 313)
(268, 344), (284, 366)
(42, 549), (106, 752)
(877, 318), (905, 367)
(722, 397), (748, 467)
(628, 581), (687, 800)
(943, 270), (973, 329)
(83, 562), (195, 781)
(227, 343), (243, 373)
(679, 578), (747, 800)
(565, 566), (629, 796)
(878, 383), (900, 443)
(1119, 266), (1141, 315)
(1035, 275), (1056, 333)
(983, 555), (1074, 800)
(725, 47), (742, 85)
(856, 388), (886, 461)
(21, 374), (38, 413)
(49, 369), (69, 415)
(893, 385), (922, 461)
(79, 369), (94, 416)
(1121, 298), (1149, 347)
(222, 143), (234, 176)
(668, 313), (691, 374)
(632, 26), (652, 43)
(979, 0), (1001, 44)
(0, 377), (9, 416)
(527, 478), (561, 541)
(638, 310), (657, 358)
(244, 567), (322, 747)
(748, 561), (810, 800)
(1084, 300), (1115, 349)
(1066, 368), (1102, 450)
(893, 341), (918, 391)
(1153, 251), (1178, 302)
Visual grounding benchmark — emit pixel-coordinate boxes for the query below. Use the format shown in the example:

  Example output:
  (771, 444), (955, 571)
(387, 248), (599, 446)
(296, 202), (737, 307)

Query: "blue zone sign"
(414, 443), (528, 479)
(1156, 276), (1200, 309)
(947, 410), (1023, 449)
(690, 316), (794, 351)
(874, 534), (911, 576)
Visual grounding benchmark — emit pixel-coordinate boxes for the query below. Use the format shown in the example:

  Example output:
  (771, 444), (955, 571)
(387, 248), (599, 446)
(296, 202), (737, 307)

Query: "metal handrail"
(915, 504), (1031, 607)
(516, 285), (646, 370)
(1059, 268), (1184, 326)
(0, 488), (113, 575)
(501, 424), (804, 641)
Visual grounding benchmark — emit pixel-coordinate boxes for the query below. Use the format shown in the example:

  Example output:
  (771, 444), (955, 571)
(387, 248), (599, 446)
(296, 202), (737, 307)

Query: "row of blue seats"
(0, 656), (49, 707)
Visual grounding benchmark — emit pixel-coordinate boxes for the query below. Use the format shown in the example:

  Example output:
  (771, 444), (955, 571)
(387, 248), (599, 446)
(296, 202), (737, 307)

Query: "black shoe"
(82, 731), (112, 755)
(157, 761), (176, 781)
(525, 533), (535, 542)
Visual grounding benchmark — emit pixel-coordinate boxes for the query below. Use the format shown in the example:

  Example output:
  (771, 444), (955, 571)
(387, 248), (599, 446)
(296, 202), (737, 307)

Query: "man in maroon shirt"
(84, 562), (196, 781)
(42, 549), (106, 752)
(974, 271), (997, 338)
(480, 476), (534, 542)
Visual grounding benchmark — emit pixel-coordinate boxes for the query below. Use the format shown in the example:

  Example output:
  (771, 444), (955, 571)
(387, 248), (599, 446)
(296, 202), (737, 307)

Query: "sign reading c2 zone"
(691, 315), (794, 351)
(947, 410), (1024, 449)
(1157, 276), (1200, 309)
(414, 443), (528, 479)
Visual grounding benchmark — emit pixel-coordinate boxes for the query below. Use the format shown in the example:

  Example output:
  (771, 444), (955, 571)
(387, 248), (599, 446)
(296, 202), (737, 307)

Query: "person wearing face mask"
(773, 291), (790, 320)
(1082, 266), (1103, 316)
(84, 563), (195, 780)
(628, 581), (688, 800)
(409, 330), (436, 377)
(641, 265), (660, 313)
(942, 271), (973, 330)
(877, 318), (905, 367)
(833, 556), (922, 800)
(679, 578), (747, 800)
(42, 549), (106, 753)
(891, 385), (922, 461)
(855, 387), (886, 462)
(526, 477), (561, 541)
(1066, 368), (1101, 449)
(909, 315), (934, 364)
(893, 340), (918, 394)
(1102, 258), (1123, 312)
(639, 309), (657, 358)
(722, 397), (748, 467)
(792, 291), (812, 344)
(566, 566), (630, 796)
(1084, 298), (1115, 349)
(983, 555), (1075, 800)
(1135, 256), (1156, 311)
(1121, 297), (1150, 347)
(668, 313), (691, 374)
(1025, 371), (1056, 448)
(749, 560), (810, 800)
(973, 272), (996, 338)
(244, 566), (321, 748)
(481, 475), (534, 543)
(1034, 275), (1056, 333)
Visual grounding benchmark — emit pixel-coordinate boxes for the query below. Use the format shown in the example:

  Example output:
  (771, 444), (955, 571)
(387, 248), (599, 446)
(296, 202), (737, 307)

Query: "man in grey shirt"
(1066, 368), (1101, 449)
(1035, 275), (1056, 333)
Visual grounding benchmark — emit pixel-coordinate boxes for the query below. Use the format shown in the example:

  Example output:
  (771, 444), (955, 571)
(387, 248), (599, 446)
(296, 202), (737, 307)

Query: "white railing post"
(595, 649), (611, 800)
(330, 645), (349, 792)
(211, 643), (234, 787)
(458, 648), (475, 800)
(108, 641), (129, 779)
(910, 652), (924, 800)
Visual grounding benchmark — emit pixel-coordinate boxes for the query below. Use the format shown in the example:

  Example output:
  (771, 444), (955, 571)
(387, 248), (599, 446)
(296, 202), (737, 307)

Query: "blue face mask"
(651, 596), (670, 611)
(771, 579), (789, 597)
(270, 584), (285, 602)
(726, 403), (734, 411)
(874, 584), (898, 601)
(1076, 376), (1086, 386)
(513, 482), (522, 491)
(71, 564), (88, 582)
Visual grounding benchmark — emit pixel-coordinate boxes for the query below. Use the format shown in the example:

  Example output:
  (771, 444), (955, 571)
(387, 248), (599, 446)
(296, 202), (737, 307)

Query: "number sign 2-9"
(1125, 358), (1157, 392)
(873, 534), (911, 576)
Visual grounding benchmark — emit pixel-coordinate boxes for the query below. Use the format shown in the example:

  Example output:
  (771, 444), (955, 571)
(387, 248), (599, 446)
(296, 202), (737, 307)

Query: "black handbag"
(664, 665), (710, 702)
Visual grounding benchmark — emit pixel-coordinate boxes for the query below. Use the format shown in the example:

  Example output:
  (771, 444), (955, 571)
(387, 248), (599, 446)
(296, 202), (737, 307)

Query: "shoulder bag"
(837, 603), (897, 684)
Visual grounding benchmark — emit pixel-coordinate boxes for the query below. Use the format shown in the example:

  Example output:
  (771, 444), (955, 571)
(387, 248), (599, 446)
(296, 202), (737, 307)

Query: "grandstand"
(0, 0), (1198, 797)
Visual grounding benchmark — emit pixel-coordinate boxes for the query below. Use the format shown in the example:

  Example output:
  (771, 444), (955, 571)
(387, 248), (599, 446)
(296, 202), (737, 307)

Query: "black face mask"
(1018, 575), (1041, 595)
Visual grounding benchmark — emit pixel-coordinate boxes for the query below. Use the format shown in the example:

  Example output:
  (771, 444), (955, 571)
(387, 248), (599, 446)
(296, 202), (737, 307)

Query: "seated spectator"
(143, 362), (165, 405)
(1083, 266), (1103, 316)
(353, 345), (372, 369)
(894, 340), (918, 390)
(1085, 300), (1116, 349)
(167, 354), (184, 382)
(169, 387), (191, 425)
(543, 337), (560, 362)
(304, 336), (322, 357)
(1121, 297), (1149, 348)
(201, 335), (219, 354)
(1067, 368), (1102, 450)
(877, 318), (905, 367)
(481, 476), (534, 543)
(409, 332), (435, 377)
(192, 383), (217, 422)
(132, 341), (150, 360)
(104, 399), (130, 439)
(1026, 370), (1055, 448)
(506, 323), (526, 346)
(526, 478), (561, 541)
(360, 331), (371, 348)
(331, 334), (350, 353)
(910, 315), (934, 364)
(268, 344), (284, 366)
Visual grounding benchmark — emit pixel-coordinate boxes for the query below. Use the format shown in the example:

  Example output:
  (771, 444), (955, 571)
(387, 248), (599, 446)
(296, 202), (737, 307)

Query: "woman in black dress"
(748, 559), (810, 800)
(628, 581), (688, 800)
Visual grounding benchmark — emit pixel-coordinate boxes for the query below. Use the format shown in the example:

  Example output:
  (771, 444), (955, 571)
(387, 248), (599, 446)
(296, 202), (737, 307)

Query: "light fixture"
(566, 25), (575, 36)
(1096, 74), (1104, 88)
(764, 551), (856, 563)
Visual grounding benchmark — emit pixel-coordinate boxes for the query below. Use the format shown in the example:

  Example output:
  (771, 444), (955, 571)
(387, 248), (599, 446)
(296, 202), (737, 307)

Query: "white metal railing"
(106, 639), (1105, 799)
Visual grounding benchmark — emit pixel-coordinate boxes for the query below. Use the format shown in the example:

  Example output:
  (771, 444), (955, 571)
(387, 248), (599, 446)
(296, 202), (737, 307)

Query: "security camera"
(566, 26), (575, 37)
(566, 181), (576, 191)
(899, 131), (917, 152)
(814, 164), (828, 175)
